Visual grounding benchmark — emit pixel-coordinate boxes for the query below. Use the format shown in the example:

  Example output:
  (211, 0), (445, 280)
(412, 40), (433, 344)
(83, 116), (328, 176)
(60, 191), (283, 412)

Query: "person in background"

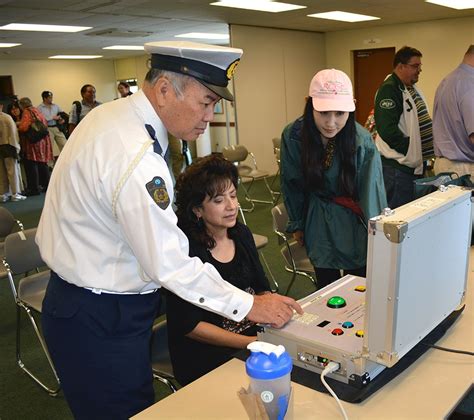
(281, 69), (387, 289)
(37, 41), (301, 420)
(432, 45), (474, 178)
(0, 103), (26, 202)
(68, 84), (101, 135)
(7, 100), (22, 123)
(37, 91), (67, 156)
(374, 46), (433, 209)
(16, 97), (53, 196)
(166, 154), (271, 386)
(117, 81), (133, 98)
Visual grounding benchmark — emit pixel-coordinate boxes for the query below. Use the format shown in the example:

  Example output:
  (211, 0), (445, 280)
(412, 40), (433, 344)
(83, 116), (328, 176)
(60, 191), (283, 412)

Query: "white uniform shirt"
(36, 90), (253, 321)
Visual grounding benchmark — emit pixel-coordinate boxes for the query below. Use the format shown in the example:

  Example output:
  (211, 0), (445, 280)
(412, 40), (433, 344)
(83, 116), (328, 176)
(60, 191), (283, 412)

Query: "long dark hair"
(6, 101), (22, 122)
(301, 98), (358, 199)
(175, 154), (239, 249)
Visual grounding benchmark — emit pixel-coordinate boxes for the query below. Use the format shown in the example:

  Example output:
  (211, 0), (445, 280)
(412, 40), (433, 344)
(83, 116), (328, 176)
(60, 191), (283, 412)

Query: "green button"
(327, 296), (346, 309)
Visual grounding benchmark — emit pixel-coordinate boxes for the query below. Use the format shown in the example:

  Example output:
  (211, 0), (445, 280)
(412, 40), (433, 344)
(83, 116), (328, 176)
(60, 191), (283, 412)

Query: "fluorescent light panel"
(210, 0), (306, 13)
(175, 32), (229, 40)
(0, 23), (91, 32)
(103, 45), (144, 50)
(425, 0), (474, 9)
(0, 43), (21, 48)
(49, 55), (102, 59)
(308, 11), (380, 22)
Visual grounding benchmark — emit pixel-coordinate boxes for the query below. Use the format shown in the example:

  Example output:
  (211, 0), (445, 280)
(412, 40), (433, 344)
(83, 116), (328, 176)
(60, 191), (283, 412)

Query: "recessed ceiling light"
(0, 43), (21, 48)
(308, 11), (380, 22)
(0, 23), (91, 32)
(49, 55), (102, 59)
(175, 33), (230, 40)
(103, 45), (144, 50)
(425, 0), (474, 9)
(210, 0), (306, 13)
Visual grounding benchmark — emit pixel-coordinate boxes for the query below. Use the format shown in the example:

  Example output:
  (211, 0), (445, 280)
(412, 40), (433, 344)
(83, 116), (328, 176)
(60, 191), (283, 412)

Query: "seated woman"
(165, 154), (271, 386)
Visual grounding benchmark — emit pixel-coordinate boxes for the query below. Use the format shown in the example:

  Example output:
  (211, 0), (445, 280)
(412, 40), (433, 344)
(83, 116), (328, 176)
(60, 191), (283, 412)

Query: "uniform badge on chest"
(146, 176), (170, 210)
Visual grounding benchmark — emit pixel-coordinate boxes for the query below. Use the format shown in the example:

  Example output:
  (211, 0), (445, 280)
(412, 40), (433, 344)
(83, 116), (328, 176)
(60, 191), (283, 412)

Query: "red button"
(331, 328), (344, 336)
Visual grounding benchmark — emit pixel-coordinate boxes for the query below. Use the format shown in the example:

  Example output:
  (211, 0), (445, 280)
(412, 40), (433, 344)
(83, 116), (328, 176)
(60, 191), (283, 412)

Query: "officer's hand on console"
(247, 294), (303, 328)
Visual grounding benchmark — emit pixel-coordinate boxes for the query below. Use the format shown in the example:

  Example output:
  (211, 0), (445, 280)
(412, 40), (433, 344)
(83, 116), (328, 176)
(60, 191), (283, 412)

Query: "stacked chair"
(223, 145), (279, 212)
(271, 203), (317, 296)
(3, 227), (60, 396)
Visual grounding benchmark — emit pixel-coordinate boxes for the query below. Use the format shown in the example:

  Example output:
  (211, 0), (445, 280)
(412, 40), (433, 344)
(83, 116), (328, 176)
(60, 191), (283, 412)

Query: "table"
(133, 249), (474, 419)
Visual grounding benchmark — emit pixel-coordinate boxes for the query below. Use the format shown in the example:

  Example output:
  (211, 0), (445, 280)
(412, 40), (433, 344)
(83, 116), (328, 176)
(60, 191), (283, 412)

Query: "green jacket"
(374, 73), (424, 175)
(281, 118), (387, 270)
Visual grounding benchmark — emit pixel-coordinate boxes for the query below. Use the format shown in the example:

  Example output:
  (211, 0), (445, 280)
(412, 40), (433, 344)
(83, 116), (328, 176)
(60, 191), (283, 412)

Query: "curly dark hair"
(175, 154), (239, 249)
(301, 97), (358, 199)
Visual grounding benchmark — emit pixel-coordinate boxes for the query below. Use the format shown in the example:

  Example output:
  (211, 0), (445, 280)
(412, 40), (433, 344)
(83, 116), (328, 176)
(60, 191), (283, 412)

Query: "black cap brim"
(199, 81), (233, 101)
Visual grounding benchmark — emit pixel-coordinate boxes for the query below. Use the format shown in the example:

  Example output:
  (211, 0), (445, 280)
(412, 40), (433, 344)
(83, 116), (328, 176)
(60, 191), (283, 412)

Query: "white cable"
(320, 362), (349, 420)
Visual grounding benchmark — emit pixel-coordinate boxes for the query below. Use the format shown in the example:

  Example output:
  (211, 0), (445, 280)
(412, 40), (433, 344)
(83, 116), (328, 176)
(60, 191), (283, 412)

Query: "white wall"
(230, 25), (326, 174)
(0, 58), (116, 112)
(325, 16), (474, 111)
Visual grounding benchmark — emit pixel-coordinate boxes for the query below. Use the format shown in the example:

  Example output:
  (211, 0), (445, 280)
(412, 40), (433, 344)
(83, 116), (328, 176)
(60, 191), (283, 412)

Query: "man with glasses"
(68, 84), (101, 135)
(374, 46), (433, 208)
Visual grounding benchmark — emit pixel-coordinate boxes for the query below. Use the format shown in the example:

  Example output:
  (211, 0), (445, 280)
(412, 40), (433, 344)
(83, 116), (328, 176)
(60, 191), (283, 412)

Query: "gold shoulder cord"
(111, 139), (154, 220)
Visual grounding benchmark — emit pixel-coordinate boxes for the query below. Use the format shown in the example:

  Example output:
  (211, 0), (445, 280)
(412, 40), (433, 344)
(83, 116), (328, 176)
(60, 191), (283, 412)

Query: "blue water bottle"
(246, 341), (293, 420)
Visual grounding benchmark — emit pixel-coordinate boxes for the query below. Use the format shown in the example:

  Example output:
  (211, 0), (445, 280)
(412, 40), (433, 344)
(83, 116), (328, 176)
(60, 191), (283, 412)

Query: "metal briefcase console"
(259, 186), (472, 390)
(364, 185), (472, 367)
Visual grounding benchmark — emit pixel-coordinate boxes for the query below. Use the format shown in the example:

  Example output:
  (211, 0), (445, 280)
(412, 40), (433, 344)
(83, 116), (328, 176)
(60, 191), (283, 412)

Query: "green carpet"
(0, 177), (318, 419)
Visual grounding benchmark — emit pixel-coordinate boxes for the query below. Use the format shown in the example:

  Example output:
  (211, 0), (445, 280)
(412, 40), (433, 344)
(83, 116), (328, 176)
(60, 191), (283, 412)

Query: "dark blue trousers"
(382, 165), (417, 209)
(42, 273), (161, 420)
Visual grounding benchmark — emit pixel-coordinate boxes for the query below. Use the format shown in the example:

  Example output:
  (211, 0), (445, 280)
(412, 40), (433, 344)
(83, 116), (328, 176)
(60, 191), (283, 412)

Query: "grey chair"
(222, 144), (278, 212)
(0, 207), (23, 278)
(3, 228), (60, 396)
(238, 206), (278, 292)
(271, 203), (317, 295)
(150, 320), (177, 393)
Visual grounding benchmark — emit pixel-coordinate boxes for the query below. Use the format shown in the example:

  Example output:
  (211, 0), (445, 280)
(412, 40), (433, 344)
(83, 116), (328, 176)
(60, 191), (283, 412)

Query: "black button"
(199, 297), (204, 303)
(233, 309), (238, 315)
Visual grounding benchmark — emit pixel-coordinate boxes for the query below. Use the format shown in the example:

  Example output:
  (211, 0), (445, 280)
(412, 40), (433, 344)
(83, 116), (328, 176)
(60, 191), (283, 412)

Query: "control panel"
(286, 275), (367, 355)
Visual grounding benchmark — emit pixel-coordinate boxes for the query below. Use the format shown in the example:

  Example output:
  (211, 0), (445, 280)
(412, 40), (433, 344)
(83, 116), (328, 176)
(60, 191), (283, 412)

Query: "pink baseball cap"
(309, 69), (355, 112)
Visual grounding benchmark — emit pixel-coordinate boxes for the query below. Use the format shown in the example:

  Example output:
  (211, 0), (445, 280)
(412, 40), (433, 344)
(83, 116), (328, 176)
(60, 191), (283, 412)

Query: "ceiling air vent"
(84, 28), (153, 37)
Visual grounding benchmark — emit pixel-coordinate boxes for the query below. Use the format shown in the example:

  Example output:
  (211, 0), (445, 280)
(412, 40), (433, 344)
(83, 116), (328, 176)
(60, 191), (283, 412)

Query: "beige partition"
(325, 16), (474, 111)
(0, 58), (116, 110)
(230, 25), (325, 174)
(114, 55), (149, 88)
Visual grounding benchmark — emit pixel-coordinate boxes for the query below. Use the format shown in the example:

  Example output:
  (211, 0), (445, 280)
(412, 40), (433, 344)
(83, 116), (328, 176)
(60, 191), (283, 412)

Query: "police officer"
(37, 41), (302, 420)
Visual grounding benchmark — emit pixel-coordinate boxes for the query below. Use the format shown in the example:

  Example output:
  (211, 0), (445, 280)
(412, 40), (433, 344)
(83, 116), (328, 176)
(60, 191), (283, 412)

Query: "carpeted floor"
(0, 177), (318, 420)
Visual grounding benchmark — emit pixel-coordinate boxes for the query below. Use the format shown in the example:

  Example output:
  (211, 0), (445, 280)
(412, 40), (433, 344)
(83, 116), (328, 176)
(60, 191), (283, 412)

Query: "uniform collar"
(130, 89), (169, 151)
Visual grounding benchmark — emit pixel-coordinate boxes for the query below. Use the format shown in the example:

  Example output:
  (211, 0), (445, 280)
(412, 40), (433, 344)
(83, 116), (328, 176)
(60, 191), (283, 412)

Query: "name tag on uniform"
(146, 176), (170, 210)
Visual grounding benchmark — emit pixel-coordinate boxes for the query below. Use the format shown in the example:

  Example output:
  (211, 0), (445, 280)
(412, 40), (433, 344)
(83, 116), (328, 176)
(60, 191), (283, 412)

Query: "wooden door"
(353, 47), (395, 125)
(0, 75), (14, 97)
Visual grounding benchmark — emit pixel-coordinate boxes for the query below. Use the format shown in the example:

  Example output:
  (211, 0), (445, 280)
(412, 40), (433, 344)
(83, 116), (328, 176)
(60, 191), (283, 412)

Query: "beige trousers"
(434, 157), (474, 178)
(48, 126), (67, 157)
(0, 157), (21, 195)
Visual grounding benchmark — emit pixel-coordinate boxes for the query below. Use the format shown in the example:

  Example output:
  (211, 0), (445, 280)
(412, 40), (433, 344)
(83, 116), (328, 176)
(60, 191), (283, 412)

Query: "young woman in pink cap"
(281, 69), (387, 289)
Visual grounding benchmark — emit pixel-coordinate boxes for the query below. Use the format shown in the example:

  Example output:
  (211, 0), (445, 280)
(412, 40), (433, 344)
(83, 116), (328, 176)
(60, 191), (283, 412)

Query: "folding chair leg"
(239, 181), (255, 212)
(17, 305), (61, 396)
(153, 372), (177, 393)
(258, 251), (278, 293)
(263, 176), (281, 205)
(284, 269), (317, 296)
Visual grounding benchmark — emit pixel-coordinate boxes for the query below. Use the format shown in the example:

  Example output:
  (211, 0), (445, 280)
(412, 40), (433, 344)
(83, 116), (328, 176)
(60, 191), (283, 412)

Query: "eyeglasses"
(405, 63), (422, 70)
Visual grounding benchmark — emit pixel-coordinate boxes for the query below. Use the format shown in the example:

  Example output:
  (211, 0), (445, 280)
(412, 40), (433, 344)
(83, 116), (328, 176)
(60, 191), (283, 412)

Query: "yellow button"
(355, 330), (364, 337)
(355, 285), (366, 292)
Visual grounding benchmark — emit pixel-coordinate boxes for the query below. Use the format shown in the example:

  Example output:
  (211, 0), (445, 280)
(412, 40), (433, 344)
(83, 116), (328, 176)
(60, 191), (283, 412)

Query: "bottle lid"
(246, 341), (293, 380)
